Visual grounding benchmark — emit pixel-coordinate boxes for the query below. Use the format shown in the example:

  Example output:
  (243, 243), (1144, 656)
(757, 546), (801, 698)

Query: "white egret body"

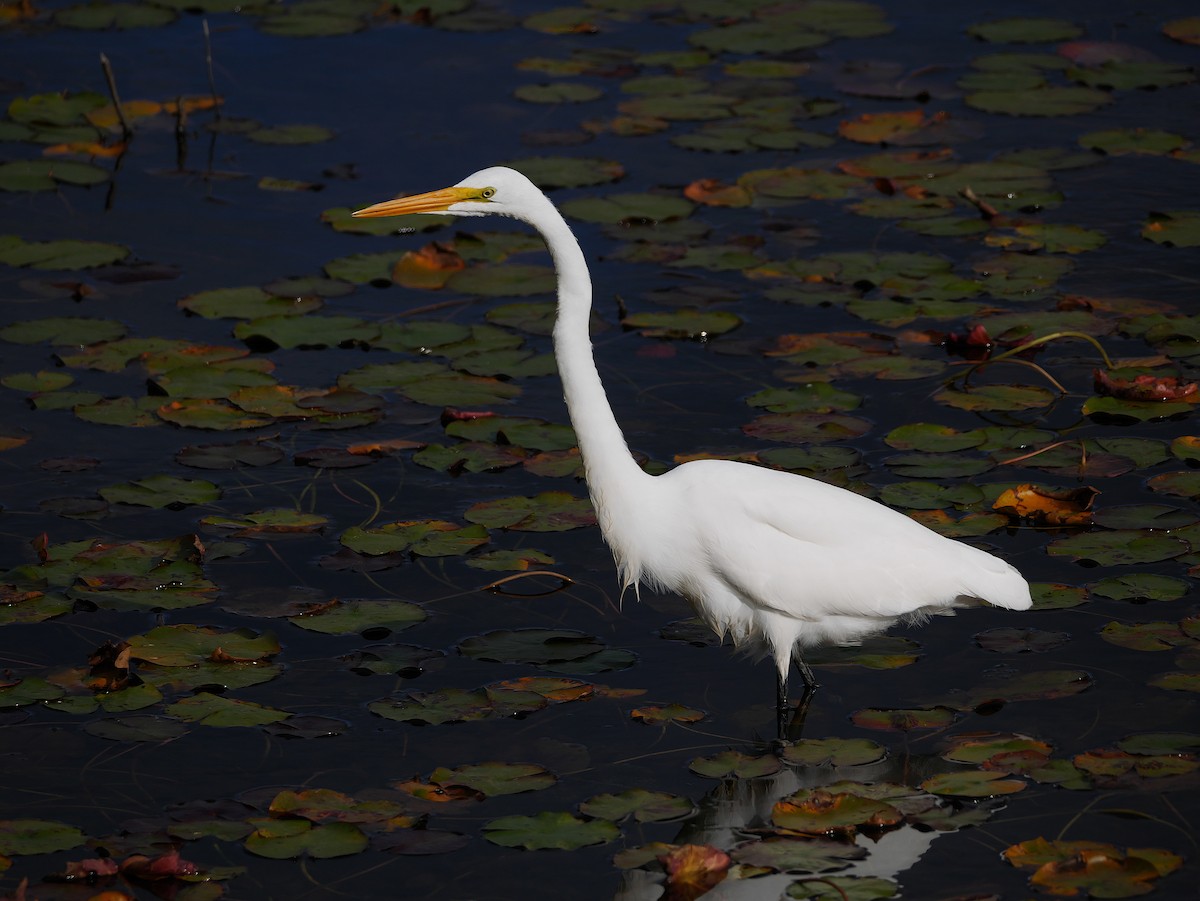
(355, 167), (1032, 737)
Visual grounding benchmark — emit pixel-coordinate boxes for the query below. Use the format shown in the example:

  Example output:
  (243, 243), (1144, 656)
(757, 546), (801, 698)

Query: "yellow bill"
(352, 186), (480, 218)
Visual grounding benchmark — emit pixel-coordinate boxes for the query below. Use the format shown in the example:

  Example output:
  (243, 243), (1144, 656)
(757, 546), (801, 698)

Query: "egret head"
(352, 166), (536, 221)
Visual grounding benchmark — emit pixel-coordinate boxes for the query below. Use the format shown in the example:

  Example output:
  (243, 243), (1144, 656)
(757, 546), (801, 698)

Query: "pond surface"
(1, 0), (1199, 899)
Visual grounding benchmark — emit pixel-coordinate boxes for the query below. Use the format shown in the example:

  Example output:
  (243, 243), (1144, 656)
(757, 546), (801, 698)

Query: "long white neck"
(521, 194), (654, 588)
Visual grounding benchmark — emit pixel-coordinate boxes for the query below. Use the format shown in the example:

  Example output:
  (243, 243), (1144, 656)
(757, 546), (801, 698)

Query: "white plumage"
(355, 166), (1032, 738)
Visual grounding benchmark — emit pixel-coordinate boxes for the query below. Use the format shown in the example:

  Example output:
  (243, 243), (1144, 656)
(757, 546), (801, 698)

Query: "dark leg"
(795, 650), (819, 691)
(776, 650), (820, 744)
(776, 668), (789, 742)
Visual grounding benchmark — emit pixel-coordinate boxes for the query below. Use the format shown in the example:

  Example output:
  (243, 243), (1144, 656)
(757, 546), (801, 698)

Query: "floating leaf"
(99, 475), (220, 509)
(483, 811), (618, 850)
(921, 771), (1026, 797)
(128, 624), (279, 667)
(166, 693), (290, 727)
(466, 491), (595, 531)
(780, 738), (886, 768)
(1142, 210), (1200, 248)
(431, 762), (557, 797)
(245, 820), (367, 859)
(732, 836), (867, 873)
(630, 704), (705, 724)
(341, 521), (489, 557)
(459, 629), (604, 665)
(288, 599), (426, 635)
(772, 788), (903, 835)
(0, 238), (129, 270)
(689, 750), (783, 779)
(1047, 531), (1188, 566)
(0, 819), (86, 856)
(579, 789), (694, 823)
(786, 875), (898, 900)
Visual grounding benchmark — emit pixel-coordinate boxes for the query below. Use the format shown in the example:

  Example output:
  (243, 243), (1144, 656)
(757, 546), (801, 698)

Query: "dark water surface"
(2, 0), (1199, 898)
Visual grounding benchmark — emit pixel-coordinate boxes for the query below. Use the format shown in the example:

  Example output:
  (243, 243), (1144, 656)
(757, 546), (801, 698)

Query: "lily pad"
(1047, 531), (1189, 566)
(483, 811), (618, 850)
(287, 599), (426, 635)
(459, 629), (605, 665)
(466, 491), (595, 531)
(0, 819), (86, 856)
(165, 693), (290, 727)
(579, 789), (694, 823)
(245, 820), (367, 858)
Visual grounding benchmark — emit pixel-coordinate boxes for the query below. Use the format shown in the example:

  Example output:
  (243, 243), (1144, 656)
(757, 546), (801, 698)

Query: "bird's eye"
(480, 187), (496, 199)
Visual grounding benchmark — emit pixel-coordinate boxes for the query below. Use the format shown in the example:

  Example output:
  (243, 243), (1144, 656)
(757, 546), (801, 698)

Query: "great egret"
(354, 166), (1032, 738)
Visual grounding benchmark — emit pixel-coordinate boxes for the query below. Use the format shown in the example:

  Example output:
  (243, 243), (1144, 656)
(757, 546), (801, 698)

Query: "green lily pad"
(399, 371), (522, 406)
(579, 789), (694, 823)
(128, 624), (279, 666)
(688, 750), (783, 779)
(1089, 574), (1190, 602)
(850, 706), (959, 731)
(483, 811), (618, 850)
(504, 156), (624, 189)
(179, 286), (324, 319)
(157, 398), (275, 430)
(1142, 210), (1200, 247)
(1149, 470), (1200, 499)
(1072, 61), (1195, 91)
(288, 599), (426, 635)
(787, 875), (898, 900)
(0, 316), (126, 346)
(772, 788), (903, 834)
(0, 676), (64, 707)
(734, 835), (871, 875)
(936, 384), (1056, 412)
(1080, 128), (1189, 156)
(879, 482), (982, 509)
(446, 416), (577, 451)
(166, 693), (290, 727)
(0, 590), (71, 626)
(747, 383), (861, 414)
(1151, 672), (1200, 692)
(0, 237), (129, 270)
(1100, 619), (1199, 652)
(459, 629), (605, 665)
(1047, 531), (1189, 566)
(0, 159), (108, 192)
(245, 820), (367, 858)
(967, 85), (1110, 116)
(884, 423), (984, 452)
(921, 770), (1026, 797)
(430, 762), (556, 797)
(560, 192), (693, 224)
(743, 412), (872, 444)
(466, 491), (595, 532)
(55, 2), (176, 27)
(779, 738), (886, 768)
(200, 508), (328, 535)
(9, 91), (108, 126)
(341, 520), (489, 556)
(99, 475), (220, 509)
(369, 687), (496, 725)
(234, 314), (379, 349)
(0, 819), (86, 855)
